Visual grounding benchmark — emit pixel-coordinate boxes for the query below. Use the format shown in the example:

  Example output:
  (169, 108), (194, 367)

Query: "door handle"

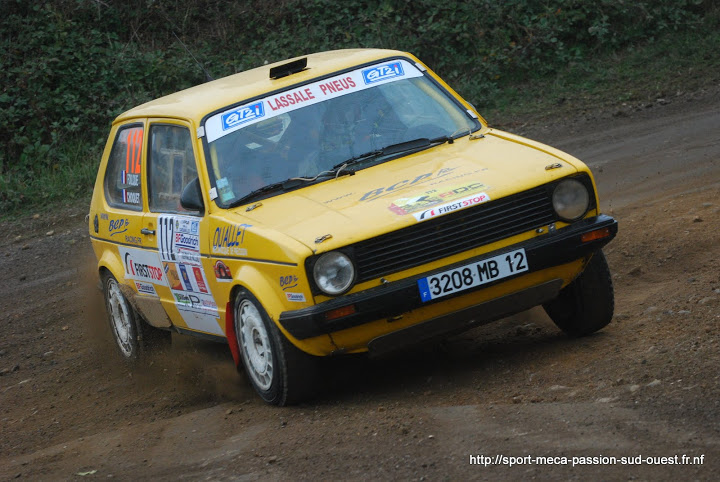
(141, 228), (156, 235)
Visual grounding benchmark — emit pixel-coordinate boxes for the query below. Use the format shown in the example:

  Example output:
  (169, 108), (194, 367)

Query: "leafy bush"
(0, 0), (711, 212)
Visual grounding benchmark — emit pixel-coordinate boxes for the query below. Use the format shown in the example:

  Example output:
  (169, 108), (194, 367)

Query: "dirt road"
(1, 89), (719, 480)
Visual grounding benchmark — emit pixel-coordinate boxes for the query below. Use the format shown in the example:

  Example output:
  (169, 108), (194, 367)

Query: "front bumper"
(279, 214), (617, 341)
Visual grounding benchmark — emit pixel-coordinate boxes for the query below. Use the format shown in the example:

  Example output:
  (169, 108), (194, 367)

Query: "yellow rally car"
(89, 49), (617, 405)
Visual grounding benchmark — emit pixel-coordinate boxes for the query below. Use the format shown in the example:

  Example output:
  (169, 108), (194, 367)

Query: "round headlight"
(552, 179), (590, 221)
(313, 252), (355, 295)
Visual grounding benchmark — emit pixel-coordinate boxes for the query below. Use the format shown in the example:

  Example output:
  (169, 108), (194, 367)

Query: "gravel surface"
(1, 88), (719, 480)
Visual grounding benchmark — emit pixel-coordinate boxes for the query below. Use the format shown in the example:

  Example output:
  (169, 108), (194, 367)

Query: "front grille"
(352, 184), (558, 282)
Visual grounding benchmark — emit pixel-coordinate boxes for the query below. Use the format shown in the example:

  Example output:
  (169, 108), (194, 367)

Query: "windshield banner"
(205, 59), (423, 143)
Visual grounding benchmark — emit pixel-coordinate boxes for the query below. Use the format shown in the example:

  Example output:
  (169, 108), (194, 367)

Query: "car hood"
(229, 130), (581, 252)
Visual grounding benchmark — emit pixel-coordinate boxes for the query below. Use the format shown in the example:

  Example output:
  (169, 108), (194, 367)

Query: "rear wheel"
(543, 250), (614, 337)
(102, 272), (170, 361)
(234, 289), (318, 405)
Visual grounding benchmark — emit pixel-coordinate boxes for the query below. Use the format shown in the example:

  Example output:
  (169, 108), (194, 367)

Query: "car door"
(95, 120), (179, 328)
(143, 120), (224, 337)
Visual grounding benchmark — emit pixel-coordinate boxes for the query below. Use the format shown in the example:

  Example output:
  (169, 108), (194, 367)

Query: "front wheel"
(543, 250), (615, 337)
(234, 289), (318, 405)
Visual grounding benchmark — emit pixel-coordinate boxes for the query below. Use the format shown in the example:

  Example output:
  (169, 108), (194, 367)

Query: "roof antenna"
(173, 32), (214, 82)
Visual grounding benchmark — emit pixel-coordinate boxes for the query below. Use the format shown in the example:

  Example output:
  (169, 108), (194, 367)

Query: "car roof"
(114, 49), (414, 126)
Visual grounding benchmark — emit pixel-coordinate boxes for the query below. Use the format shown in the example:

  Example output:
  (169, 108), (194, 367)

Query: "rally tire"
(543, 250), (615, 337)
(102, 272), (142, 361)
(234, 289), (318, 406)
(102, 272), (171, 361)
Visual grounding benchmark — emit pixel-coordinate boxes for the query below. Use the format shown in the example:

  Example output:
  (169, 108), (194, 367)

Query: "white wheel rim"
(236, 299), (274, 391)
(107, 279), (134, 357)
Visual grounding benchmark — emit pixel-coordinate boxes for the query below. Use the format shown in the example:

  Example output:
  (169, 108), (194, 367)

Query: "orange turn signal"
(325, 304), (357, 321)
(581, 227), (611, 243)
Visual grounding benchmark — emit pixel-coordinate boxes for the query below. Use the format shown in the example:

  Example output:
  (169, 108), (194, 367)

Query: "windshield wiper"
(229, 168), (356, 208)
(331, 135), (454, 171)
(229, 178), (303, 208)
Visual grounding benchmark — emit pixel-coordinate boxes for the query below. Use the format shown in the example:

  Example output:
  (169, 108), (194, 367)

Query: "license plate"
(417, 248), (529, 302)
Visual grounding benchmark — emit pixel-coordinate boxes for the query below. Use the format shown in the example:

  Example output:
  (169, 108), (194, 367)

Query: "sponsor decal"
(108, 218), (129, 236)
(388, 182), (487, 215)
(413, 192), (490, 222)
(174, 293), (216, 311)
(163, 261), (211, 294)
(163, 262), (184, 290)
(124, 235), (142, 245)
(175, 218), (199, 235)
(126, 258), (162, 281)
(164, 261), (209, 293)
(204, 59), (423, 143)
(317, 77), (356, 96)
(120, 247), (166, 284)
(175, 232), (199, 251)
(285, 292), (306, 303)
(359, 167), (457, 202)
(173, 292), (218, 314)
(178, 264), (194, 292)
(159, 215), (200, 264)
(362, 62), (404, 84)
(122, 189), (141, 204)
(192, 266), (209, 293)
(279, 275), (299, 291)
(212, 223), (252, 255)
(134, 281), (157, 297)
(267, 88), (316, 111)
(222, 102), (265, 130)
(172, 294), (223, 334)
(214, 260), (233, 281)
(100, 213), (109, 220)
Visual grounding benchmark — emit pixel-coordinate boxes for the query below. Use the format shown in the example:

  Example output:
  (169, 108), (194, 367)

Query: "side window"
(104, 125), (144, 210)
(148, 124), (199, 214)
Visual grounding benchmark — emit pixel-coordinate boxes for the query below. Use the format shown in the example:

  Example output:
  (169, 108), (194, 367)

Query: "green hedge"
(0, 0), (709, 211)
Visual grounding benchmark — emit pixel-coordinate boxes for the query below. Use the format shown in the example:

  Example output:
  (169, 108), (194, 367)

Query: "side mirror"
(180, 178), (204, 212)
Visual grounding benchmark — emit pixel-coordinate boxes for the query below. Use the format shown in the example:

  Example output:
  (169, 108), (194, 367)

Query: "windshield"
(204, 59), (481, 206)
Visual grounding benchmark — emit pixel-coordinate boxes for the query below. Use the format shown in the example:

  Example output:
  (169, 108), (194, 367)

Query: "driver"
(273, 105), (323, 178)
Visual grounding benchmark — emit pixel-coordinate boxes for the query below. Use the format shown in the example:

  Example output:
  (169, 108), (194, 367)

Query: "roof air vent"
(269, 58), (308, 80)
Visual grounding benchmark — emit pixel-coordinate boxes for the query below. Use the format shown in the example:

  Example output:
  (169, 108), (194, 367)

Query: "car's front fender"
(227, 262), (336, 357)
